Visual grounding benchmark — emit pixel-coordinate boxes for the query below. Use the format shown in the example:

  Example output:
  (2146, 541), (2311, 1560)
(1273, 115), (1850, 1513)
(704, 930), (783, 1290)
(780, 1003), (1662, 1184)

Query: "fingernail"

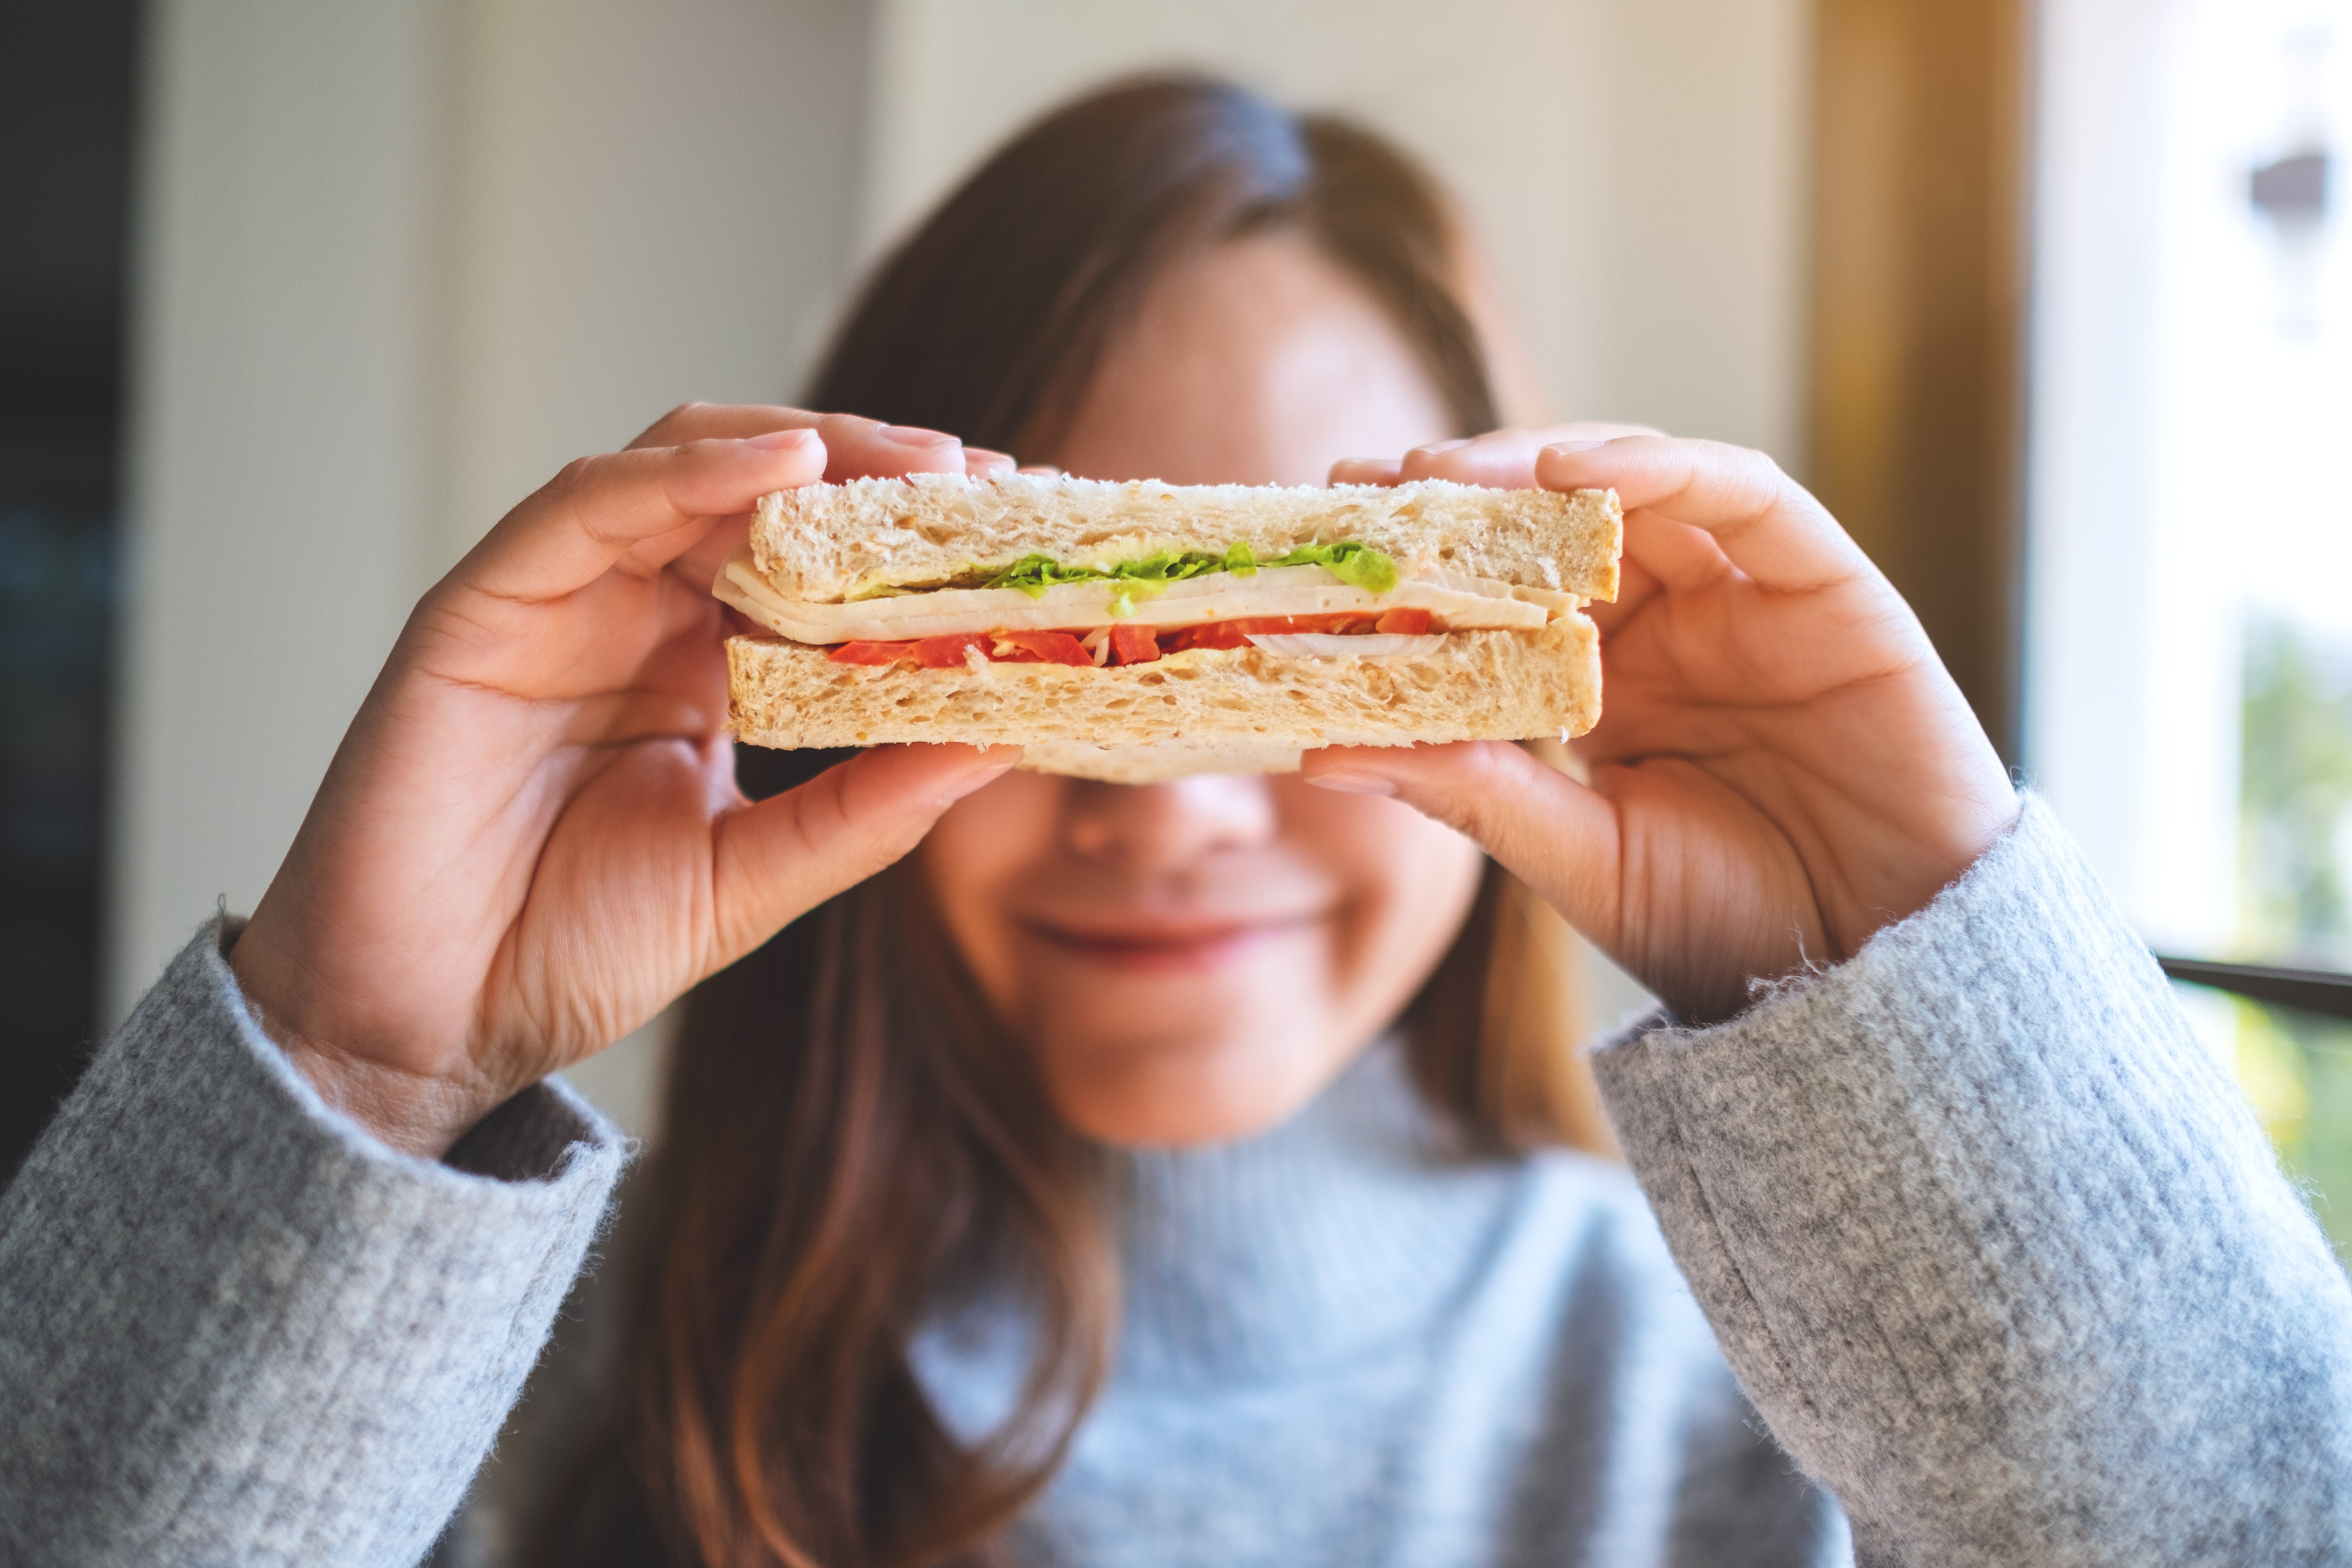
(1547, 439), (1609, 455)
(964, 447), (1017, 478)
(1331, 457), (1404, 487)
(1305, 772), (1396, 796)
(940, 762), (1016, 806)
(1413, 438), (1472, 457)
(880, 423), (958, 448)
(746, 428), (819, 451)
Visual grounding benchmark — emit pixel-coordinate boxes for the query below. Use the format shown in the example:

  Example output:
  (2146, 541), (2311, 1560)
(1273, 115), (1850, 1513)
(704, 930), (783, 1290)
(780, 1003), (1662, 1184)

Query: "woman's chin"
(1051, 1053), (1343, 1148)
(1026, 985), (1355, 1149)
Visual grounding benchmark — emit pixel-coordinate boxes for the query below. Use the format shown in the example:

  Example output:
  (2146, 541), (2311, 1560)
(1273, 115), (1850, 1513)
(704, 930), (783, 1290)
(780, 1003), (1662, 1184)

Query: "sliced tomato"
(1162, 621), (1250, 653)
(827, 639), (914, 665)
(912, 632), (990, 668)
(1238, 613), (1381, 636)
(830, 616), (1407, 669)
(992, 629), (1092, 666)
(1107, 624), (1163, 665)
(1163, 613), (1379, 653)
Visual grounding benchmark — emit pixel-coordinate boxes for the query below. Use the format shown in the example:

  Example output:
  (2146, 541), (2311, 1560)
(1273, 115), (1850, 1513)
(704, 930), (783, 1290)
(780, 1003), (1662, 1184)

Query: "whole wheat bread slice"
(748, 474), (1621, 603)
(727, 623), (1599, 783)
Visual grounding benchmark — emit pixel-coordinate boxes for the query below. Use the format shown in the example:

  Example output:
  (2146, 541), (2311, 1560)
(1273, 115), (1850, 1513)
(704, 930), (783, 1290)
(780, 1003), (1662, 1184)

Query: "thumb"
(1301, 741), (1623, 944)
(709, 743), (1019, 964)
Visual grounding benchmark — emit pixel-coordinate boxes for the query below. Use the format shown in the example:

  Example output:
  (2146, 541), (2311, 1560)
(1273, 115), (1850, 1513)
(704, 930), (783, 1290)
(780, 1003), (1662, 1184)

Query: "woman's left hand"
(1312, 428), (2019, 1023)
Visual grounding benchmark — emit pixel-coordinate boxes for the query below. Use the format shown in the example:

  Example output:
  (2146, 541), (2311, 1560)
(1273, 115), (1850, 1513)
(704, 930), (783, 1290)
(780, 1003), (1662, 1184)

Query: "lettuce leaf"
(978, 539), (1394, 615)
(1267, 540), (1398, 594)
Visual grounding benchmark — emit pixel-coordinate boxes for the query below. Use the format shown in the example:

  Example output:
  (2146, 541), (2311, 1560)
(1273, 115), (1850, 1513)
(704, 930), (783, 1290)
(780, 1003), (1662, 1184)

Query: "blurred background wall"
(859, 0), (1810, 451)
(112, 0), (874, 1030)
(96, 0), (1813, 1133)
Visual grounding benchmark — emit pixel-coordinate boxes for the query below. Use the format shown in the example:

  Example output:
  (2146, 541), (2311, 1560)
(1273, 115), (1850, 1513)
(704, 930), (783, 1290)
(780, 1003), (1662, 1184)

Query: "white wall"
(116, 0), (1815, 1116)
(114, 0), (874, 1132)
(434, 0), (871, 565)
(863, 0), (1812, 457)
(116, 1), (449, 1020)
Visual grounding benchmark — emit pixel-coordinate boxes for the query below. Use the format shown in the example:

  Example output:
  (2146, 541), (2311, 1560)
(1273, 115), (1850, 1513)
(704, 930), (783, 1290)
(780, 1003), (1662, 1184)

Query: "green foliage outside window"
(2241, 616), (2352, 973)
(2231, 615), (2352, 1262)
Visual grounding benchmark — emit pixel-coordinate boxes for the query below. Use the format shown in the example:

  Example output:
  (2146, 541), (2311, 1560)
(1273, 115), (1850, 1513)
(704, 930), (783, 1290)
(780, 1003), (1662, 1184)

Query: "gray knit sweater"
(3, 797), (2349, 1566)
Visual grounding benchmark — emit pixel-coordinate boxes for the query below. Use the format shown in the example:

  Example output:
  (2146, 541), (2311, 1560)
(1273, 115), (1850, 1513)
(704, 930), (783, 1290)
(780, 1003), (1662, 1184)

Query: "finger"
(1584, 551), (1664, 637)
(1299, 741), (1621, 941)
(667, 511), (755, 598)
(815, 414), (969, 480)
(1334, 422), (1663, 491)
(1400, 423), (1665, 489)
(709, 743), (1021, 961)
(1018, 463), (1064, 478)
(1404, 432), (1535, 488)
(1618, 511), (1738, 597)
(628, 402), (823, 449)
(457, 431), (827, 606)
(1329, 456), (1404, 486)
(625, 405), (973, 484)
(640, 412), (978, 589)
(658, 421), (990, 596)
(1394, 430), (1535, 488)
(1536, 436), (1870, 591)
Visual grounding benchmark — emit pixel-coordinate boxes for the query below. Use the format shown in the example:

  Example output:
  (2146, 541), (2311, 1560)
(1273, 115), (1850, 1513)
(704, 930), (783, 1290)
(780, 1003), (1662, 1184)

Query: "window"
(2032, 0), (2352, 1249)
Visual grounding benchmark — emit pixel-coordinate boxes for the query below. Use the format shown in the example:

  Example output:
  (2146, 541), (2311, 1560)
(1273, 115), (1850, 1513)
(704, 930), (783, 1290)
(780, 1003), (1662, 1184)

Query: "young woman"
(4, 78), (2348, 1568)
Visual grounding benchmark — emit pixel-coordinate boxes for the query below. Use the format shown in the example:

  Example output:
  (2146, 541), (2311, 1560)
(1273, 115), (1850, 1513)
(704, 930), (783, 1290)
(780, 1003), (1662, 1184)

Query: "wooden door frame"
(1805, 0), (2036, 764)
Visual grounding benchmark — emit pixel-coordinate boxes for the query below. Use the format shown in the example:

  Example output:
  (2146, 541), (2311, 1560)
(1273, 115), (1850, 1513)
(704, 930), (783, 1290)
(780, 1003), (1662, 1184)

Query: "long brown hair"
(533, 74), (1604, 1568)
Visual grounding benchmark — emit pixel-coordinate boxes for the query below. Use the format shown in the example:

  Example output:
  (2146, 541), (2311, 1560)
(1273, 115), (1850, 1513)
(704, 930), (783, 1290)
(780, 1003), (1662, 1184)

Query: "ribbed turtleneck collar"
(1104, 1040), (1520, 1383)
(912, 1043), (1526, 1435)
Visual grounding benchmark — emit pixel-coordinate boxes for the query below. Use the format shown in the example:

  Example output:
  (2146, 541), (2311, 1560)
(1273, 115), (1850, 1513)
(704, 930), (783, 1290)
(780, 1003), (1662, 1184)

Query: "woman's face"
(919, 230), (1488, 1148)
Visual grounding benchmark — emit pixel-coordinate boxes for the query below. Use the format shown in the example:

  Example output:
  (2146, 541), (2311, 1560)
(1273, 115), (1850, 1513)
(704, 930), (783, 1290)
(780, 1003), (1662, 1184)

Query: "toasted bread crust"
(748, 474), (1621, 605)
(725, 623), (1600, 782)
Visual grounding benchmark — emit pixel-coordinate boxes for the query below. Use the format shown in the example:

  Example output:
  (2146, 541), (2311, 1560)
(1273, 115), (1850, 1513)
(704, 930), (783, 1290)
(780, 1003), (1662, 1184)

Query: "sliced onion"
(1245, 633), (1448, 658)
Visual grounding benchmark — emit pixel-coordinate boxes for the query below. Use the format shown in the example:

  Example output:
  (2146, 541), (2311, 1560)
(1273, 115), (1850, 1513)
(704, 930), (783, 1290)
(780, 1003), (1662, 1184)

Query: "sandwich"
(716, 473), (1621, 783)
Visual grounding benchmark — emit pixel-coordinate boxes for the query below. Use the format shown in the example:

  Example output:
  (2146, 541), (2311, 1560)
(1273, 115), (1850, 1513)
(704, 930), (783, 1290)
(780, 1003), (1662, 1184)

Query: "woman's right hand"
(227, 406), (1021, 1159)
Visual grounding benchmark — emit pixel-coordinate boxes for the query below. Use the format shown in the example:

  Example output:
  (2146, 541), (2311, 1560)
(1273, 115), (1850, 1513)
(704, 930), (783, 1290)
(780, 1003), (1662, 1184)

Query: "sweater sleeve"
(0, 918), (628, 1568)
(1590, 795), (2352, 1568)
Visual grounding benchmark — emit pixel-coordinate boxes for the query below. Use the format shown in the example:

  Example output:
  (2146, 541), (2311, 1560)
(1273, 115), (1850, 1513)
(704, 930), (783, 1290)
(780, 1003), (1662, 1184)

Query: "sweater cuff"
(0, 918), (628, 1567)
(1590, 794), (2352, 1562)
(195, 914), (612, 1183)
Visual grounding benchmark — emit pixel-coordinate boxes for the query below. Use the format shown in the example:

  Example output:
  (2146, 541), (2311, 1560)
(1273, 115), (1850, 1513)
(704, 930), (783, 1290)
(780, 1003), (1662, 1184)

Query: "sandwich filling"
(716, 541), (1583, 671)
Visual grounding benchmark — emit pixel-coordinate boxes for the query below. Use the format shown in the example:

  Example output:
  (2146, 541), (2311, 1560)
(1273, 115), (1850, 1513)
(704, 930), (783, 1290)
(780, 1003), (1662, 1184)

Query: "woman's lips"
(1022, 913), (1321, 973)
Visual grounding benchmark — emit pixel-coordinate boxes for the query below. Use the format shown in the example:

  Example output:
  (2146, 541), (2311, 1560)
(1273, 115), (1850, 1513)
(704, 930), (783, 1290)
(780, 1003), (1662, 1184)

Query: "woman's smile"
(922, 758), (1484, 1145)
(1020, 907), (1328, 972)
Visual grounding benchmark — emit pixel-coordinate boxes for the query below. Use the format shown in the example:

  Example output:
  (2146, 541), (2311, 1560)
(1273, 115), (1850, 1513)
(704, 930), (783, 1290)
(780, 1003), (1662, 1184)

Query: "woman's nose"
(1060, 775), (1279, 869)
